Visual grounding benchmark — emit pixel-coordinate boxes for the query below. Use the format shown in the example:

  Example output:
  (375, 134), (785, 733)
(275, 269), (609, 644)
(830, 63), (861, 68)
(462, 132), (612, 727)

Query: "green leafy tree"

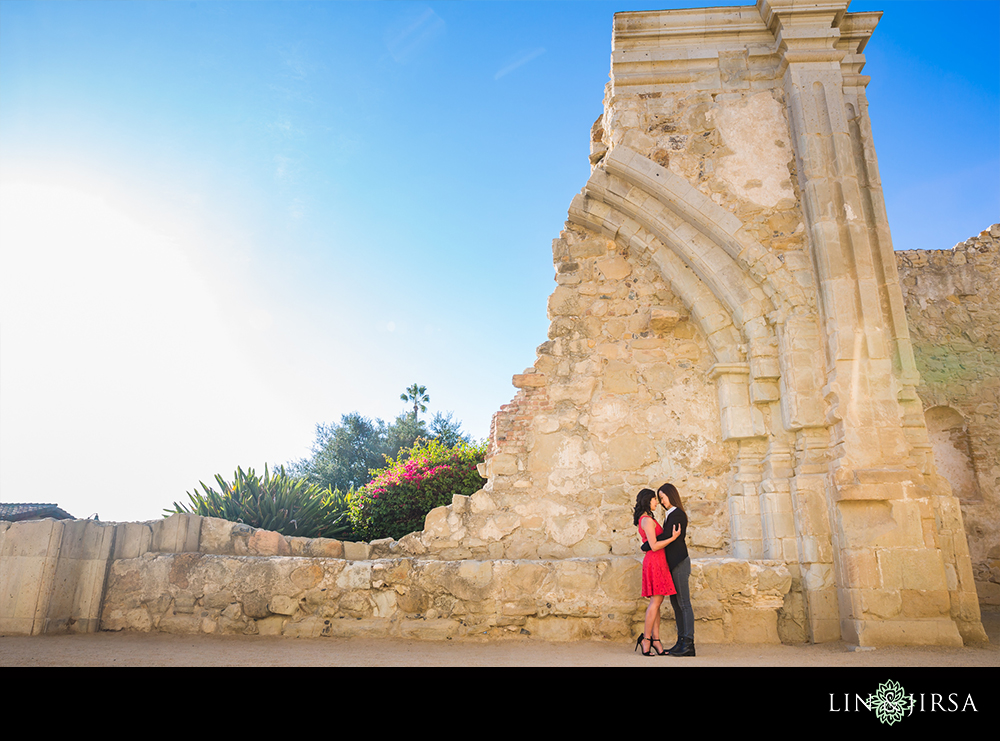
(429, 411), (471, 447)
(384, 412), (429, 454)
(288, 386), (474, 504)
(290, 413), (388, 493)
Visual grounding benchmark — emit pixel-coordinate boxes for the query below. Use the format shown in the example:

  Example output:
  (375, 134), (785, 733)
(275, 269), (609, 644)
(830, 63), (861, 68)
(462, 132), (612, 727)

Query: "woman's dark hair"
(633, 488), (657, 526)
(657, 483), (685, 513)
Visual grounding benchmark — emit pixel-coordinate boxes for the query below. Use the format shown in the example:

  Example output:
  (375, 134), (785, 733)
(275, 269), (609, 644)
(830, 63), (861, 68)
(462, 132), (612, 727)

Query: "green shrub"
(166, 465), (354, 540)
(348, 439), (486, 541)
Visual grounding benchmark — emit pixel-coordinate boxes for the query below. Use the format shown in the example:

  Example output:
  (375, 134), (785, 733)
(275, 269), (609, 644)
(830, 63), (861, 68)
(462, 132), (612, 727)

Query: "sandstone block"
(337, 562), (372, 591)
(114, 522), (154, 559)
(479, 513), (520, 542)
(303, 538), (345, 558)
(247, 529), (290, 557)
(151, 513), (201, 554)
(695, 617), (727, 644)
(399, 618), (462, 640)
(547, 516), (590, 548)
(899, 589), (951, 618)
(853, 618), (964, 648)
(470, 489), (499, 513)
(512, 372), (547, 388)
(290, 564), (323, 590)
(552, 560), (600, 592)
(524, 615), (590, 641)
(878, 548), (949, 591)
(546, 377), (597, 405)
(157, 611), (203, 635)
(281, 616), (328, 638)
(974, 579), (1000, 606)
(268, 595), (298, 616)
(596, 254), (633, 281)
(598, 557), (641, 600)
(568, 235), (610, 259)
(571, 537), (611, 557)
(325, 617), (391, 638)
(649, 308), (682, 332)
(641, 362), (676, 391)
(604, 431), (657, 471)
(859, 588), (902, 619)
(729, 607), (781, 644)
(548, 286), (580, 317)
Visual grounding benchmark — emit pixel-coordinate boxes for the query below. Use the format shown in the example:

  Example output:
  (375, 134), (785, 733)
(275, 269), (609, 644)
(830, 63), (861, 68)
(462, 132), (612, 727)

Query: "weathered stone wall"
(2, 3), (992, 649)
(0, 517), (115, 635)
(0, 514), (795, 643)
(428, 225), (738, 563)
(403, 2), (987, 647)
(897, 225), (1000, 608)
(103, 551), (792, 644)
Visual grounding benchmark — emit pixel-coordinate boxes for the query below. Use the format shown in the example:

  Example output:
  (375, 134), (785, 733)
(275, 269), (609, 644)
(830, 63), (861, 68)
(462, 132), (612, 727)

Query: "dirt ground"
(2, 611), (999, 667)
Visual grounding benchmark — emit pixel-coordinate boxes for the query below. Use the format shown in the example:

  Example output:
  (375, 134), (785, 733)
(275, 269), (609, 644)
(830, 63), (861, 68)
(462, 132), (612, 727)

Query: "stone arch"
(601, 146), (815, 317)
(582, 166), (774, 344)
(567, 195), (744, 364)
(585, 148), (828, 432)
(567, 196), (765, 440)
(573, 148), (831, 436)
(568, 146), (836, 567)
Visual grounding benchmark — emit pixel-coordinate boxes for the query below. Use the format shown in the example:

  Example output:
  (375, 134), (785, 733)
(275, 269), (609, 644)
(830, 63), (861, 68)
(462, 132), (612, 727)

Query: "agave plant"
(166, 465), (353, 540)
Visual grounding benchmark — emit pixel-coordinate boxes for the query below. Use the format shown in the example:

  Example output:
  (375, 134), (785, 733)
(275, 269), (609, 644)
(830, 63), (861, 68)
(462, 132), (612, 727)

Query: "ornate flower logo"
(868, 680), (914, 725)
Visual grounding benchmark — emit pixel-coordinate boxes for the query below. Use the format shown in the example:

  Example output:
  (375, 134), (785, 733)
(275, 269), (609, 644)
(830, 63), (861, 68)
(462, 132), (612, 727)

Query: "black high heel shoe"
(633, 634), (655, 656)
(651, 638), (669, 656)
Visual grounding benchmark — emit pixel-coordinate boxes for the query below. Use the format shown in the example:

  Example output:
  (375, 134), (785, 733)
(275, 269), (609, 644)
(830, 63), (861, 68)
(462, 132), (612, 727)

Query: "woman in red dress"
(633, 488), (681, 656)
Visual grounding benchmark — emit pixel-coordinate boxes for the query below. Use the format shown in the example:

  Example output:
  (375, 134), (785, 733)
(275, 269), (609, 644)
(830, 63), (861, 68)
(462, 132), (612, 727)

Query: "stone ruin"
(2, 1), (996, 646)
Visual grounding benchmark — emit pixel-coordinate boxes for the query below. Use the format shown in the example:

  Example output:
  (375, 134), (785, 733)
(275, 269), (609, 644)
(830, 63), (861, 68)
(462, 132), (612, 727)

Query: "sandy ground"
(2, 611), (999, 667)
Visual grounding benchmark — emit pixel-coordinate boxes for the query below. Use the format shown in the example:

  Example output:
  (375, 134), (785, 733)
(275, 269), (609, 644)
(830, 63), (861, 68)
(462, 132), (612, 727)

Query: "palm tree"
(400, 383), (430, 420)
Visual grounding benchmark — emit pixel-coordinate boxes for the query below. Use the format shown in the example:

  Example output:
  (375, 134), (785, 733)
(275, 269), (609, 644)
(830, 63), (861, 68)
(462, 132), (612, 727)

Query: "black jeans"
(669, 556), (694, 641)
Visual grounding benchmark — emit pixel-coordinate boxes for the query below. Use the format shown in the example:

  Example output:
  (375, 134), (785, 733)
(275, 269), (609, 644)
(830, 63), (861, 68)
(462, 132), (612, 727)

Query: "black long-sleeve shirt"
(641, 507), (688, 571)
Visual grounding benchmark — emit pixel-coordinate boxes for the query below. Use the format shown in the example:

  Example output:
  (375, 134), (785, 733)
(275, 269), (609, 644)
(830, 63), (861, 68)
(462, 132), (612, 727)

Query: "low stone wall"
(100, 551), (793, 643)
(2, 513), (795, 643)
(101, 553), (791, 643)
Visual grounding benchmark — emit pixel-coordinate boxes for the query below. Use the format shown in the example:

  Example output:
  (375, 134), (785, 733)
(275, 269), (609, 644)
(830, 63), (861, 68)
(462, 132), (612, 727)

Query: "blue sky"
(1, 0), (997, 522)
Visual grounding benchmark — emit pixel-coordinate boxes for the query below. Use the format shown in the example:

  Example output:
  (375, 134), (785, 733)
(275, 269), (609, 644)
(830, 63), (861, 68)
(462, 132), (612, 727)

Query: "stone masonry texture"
(897, 225), (1000, 609)
(1, 2), (994, 646)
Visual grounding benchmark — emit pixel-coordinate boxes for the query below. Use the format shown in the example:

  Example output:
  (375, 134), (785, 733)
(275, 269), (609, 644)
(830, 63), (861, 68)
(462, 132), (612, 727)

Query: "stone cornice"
(756, 0), (849, 33)
(612, 6), (771, 51)
(610, 2), (878, 91)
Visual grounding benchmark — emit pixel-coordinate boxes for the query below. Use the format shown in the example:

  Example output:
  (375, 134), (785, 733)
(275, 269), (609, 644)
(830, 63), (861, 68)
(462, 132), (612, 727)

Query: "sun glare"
(0, 179), (296, 520)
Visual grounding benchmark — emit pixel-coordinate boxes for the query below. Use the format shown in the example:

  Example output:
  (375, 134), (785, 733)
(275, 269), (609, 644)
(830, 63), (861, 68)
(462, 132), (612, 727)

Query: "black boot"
(668, 638), (696, 657)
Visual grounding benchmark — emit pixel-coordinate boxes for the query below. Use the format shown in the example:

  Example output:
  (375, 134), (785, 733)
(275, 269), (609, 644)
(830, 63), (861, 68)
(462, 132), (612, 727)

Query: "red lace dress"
(639, 515), (676, 598)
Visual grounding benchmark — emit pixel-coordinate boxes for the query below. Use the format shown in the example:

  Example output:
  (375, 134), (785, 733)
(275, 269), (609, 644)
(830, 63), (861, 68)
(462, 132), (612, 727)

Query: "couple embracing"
(633, 483), (695, 657)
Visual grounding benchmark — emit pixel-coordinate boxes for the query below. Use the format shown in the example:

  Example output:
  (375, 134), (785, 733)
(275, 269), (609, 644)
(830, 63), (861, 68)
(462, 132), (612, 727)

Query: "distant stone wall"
(897, 225), (1000, 608)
